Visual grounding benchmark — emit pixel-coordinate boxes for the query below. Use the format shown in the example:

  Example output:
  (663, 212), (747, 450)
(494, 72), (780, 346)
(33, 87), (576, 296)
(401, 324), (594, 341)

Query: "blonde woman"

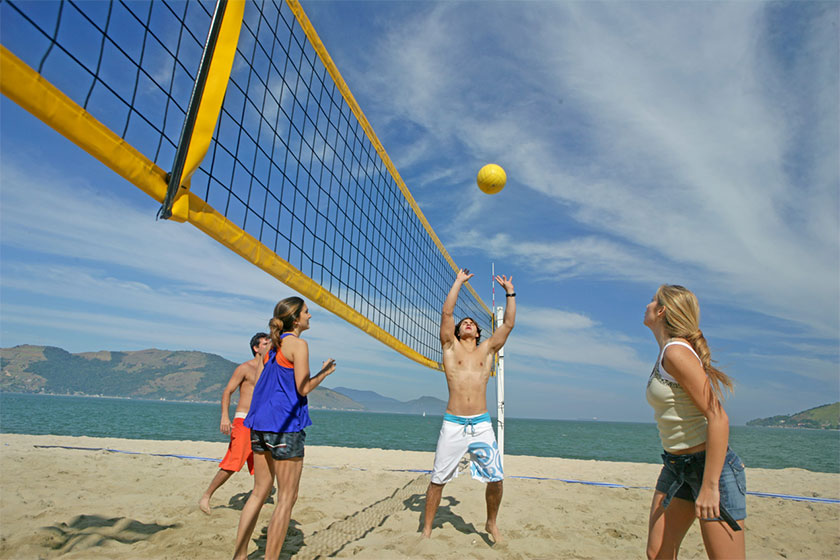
(644, 285), (746, 560)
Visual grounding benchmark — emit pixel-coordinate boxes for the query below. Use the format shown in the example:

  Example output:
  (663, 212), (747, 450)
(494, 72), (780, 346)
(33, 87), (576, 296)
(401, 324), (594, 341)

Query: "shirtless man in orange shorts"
(198, 332), (270, 514)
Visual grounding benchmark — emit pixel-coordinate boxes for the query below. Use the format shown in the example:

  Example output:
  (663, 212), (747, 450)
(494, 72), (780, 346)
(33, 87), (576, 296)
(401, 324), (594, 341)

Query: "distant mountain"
(307, 388), (365, 411)
(405, 396), (448, 416)
(0, 345), (361, 410)
(331, 387), (403, 408)
(331, 386), (446, 415)
(747, 402), (839, 430)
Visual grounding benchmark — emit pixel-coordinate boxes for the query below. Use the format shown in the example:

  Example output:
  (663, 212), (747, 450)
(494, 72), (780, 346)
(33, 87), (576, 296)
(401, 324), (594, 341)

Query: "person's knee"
(275, 486), (299, 507)
(487, 481), (503, 493)
(253, 483), (274, 500)
(245, 488), (272, 508)
(427, 482), (445, 494)
(646, 543), (669, 560)
(252, 476), (276, 497)
(646, 538), (674, 560)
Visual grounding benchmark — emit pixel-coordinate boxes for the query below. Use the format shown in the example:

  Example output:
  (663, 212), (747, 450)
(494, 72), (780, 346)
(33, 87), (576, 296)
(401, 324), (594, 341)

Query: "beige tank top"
(645, 340), (707, 452)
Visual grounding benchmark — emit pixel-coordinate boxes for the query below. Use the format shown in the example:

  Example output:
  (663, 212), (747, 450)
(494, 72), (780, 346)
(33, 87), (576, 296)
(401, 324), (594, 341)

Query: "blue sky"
(1, 1), (837, 424)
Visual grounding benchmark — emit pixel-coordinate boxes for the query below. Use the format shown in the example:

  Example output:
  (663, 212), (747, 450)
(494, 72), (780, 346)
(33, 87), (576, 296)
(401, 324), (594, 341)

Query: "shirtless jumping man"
(198, 332), (270, 514)
(422, 269), (516, 543)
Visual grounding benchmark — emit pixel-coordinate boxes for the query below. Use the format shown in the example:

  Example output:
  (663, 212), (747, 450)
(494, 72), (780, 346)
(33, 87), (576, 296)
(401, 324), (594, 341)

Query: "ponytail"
(269, 297), (305, 349)
(685, 328), (733, 398)
(656, 285), (734, 401)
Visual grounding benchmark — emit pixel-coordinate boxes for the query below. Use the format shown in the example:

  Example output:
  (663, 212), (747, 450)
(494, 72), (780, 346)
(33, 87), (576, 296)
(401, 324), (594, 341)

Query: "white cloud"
(724, 350), (840, 385)
(507, 305), (650, 376)
(0, 161), (284, 298)
(342, 1), (838, 338)
(448, 230), (674, 283)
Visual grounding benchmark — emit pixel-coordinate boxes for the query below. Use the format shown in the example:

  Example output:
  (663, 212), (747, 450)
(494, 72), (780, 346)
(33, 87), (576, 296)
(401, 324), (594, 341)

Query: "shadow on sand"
(36, 514), (180, 554)
(404, 492), (494, 546)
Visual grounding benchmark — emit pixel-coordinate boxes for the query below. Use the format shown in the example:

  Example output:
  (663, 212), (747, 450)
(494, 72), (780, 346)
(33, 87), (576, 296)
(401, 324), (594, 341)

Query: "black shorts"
(250, 429), (305, 460)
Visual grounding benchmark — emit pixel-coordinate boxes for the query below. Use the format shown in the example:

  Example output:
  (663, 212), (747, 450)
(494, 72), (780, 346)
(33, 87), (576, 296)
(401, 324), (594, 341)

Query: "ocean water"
(1, 393), (838, 473)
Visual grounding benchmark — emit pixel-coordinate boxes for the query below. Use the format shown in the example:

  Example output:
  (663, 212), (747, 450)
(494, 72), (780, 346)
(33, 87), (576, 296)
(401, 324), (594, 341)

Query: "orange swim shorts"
(219, 417), (254, 474)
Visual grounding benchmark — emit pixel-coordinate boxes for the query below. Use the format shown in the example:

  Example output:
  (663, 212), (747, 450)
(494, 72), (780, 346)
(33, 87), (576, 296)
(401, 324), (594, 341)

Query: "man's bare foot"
(198, 497), (211, 515)
(485, 521), (502, 543)
(421, 528), (432, 539)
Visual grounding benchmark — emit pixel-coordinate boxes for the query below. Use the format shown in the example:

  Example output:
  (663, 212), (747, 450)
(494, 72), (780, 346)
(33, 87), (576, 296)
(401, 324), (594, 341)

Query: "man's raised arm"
(441, 269), (474, 347)
(486, 275), (516, 354)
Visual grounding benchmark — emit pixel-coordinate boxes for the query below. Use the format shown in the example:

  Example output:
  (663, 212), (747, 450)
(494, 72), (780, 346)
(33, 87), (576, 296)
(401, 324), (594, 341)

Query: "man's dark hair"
(250, 332), (269, 355)
(454, 317), (481, 343)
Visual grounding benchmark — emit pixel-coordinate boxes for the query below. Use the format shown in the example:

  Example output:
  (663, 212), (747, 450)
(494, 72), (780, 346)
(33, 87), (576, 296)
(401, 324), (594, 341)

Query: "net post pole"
(158, 0), (229, 220)
(491, 262), (496, 309)
(495, 305), (505, 459)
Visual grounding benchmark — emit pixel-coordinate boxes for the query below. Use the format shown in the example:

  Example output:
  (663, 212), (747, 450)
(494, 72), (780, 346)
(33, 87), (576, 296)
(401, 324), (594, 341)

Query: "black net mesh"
(2, 0), (212, 169)
(1, 0), (491, 366)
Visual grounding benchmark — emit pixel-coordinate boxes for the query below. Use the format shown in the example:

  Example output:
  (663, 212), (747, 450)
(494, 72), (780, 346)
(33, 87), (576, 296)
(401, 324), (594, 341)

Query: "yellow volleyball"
(476, 163), (507, 195)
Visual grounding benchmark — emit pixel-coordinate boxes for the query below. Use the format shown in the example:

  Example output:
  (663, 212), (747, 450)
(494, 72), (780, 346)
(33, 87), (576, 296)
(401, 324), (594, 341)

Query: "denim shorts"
(250, 429), (305, 460)
(655, 447), (747, 521)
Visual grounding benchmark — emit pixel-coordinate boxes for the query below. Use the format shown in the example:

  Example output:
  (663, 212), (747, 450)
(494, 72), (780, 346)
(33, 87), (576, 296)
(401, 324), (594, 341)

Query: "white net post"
(495, 305), (505, 459)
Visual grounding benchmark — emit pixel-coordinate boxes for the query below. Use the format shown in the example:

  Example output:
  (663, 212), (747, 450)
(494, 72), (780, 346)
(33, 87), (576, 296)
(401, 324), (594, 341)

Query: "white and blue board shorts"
(430, 412), (504, 484)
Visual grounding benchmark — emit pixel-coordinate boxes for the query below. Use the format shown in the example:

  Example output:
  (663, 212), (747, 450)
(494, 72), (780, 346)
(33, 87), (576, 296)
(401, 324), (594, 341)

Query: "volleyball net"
(0, 0), (491, 370)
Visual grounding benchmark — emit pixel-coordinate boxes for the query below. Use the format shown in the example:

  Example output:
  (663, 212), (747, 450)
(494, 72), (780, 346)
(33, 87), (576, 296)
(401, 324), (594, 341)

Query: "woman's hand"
(695, 483), (720, 520)
(320, 359), (336, 376)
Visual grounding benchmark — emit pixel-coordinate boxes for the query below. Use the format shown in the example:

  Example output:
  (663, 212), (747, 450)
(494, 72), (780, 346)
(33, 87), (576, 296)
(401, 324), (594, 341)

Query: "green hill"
(747, 402), (839, 430)
(0, 344), (363, 410)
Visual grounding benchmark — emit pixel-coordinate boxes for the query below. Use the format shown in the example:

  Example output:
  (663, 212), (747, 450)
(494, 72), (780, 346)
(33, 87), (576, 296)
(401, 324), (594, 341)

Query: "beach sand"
(0, 434), (837, 559)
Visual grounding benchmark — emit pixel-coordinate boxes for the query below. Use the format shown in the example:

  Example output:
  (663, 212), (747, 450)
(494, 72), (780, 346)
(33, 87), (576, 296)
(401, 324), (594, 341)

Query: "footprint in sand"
(33, 514), (180, 554)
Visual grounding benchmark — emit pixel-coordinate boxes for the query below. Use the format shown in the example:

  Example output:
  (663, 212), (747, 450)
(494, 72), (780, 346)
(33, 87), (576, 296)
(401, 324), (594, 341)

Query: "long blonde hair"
(655, 284), (734, 399)
(269, 296), (305, 349)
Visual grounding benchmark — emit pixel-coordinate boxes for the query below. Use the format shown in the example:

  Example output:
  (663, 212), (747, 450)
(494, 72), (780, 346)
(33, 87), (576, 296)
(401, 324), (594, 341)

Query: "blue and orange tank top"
(244, 333), (312, 433)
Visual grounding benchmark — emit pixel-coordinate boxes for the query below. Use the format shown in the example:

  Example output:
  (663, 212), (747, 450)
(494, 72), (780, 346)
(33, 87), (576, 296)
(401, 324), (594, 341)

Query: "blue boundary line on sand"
(34, 444), (220, 463)
(33, 445), (840, 505)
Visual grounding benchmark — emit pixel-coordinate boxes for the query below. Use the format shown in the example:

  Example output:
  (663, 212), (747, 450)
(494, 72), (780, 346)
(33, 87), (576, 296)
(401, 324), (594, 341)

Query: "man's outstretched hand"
(495, 274), (514, 294)
(456, 268), (474, 284)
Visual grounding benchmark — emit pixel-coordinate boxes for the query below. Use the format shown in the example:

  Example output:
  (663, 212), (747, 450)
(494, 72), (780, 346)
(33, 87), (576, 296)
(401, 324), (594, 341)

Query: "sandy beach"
(0, 433), (837, 559)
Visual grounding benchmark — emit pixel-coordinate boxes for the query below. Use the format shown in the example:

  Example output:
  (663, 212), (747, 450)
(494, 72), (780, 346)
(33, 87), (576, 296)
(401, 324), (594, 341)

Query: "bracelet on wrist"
(506, 292), (516, 297)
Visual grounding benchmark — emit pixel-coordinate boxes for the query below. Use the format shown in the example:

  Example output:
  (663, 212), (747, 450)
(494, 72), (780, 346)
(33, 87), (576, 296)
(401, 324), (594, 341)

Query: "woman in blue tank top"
(233, 296), (337, 560)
